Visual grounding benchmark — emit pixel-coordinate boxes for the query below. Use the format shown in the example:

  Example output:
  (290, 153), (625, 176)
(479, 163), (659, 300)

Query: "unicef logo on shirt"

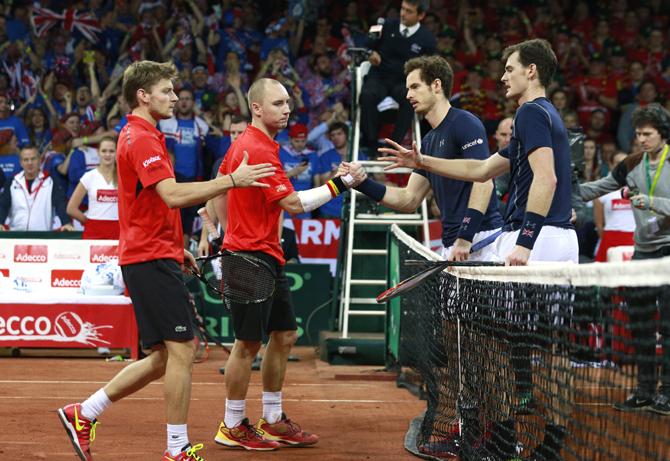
(461, 138), (484, 150)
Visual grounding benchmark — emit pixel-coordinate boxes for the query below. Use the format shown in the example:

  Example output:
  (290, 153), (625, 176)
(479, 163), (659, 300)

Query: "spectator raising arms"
(66, 137), (119, 239)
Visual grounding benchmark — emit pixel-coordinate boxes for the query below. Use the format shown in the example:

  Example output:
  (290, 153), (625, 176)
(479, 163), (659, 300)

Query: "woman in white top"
(66, 137), (119, 239)
(593, 153), (635, 261)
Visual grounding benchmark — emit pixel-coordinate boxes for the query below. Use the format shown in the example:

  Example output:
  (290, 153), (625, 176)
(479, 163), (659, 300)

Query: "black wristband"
(456, 208), (484, 243)
(329, 176), (348, 194)
(354, 178), (387, 202)
(516, 211), (546, 250)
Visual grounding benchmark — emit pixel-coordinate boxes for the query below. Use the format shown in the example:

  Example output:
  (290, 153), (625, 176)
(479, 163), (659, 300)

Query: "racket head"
(219, 250), (276, 304)
(189, 250), (276, 305)
(376, 263), (445, 303)
(376, 260), (505, 303)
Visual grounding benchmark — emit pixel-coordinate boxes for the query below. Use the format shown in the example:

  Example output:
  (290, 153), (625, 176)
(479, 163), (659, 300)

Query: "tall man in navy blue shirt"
(359, 0), (436, 152)
(379, 39), (578, 461)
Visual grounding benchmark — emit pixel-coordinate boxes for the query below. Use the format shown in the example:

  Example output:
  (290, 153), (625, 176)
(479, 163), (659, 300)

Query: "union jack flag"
(521, 229), (534, 238)
(31, 7), (101, 43)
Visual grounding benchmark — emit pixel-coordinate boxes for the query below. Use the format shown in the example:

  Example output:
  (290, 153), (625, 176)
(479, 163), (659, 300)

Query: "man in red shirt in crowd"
(211, 78), (365, 451)
(57, 61), (275, 461)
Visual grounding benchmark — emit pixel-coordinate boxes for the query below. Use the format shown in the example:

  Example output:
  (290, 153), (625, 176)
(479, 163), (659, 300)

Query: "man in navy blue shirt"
(351, 55), (503, 261)
(379, 39), (577, 461)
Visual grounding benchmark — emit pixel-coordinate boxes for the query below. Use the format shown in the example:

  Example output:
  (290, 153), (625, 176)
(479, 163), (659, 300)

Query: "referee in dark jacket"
(360, 0), (436, 152)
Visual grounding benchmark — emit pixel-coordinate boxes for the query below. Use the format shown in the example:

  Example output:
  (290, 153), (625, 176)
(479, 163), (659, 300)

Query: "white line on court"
(0, 380), (380, 387)
(0, 396), (412, 403)
(0, 441), (38, 445)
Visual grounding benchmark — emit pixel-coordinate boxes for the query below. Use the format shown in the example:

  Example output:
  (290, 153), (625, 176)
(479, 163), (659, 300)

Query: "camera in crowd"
(621, 186), (640, 200)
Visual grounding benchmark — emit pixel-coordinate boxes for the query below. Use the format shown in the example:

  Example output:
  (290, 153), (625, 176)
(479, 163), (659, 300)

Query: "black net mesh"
(392, 228), (670, 461)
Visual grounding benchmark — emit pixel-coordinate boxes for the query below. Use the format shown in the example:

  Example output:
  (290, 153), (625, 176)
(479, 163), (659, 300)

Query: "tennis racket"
(376, 230), (504, 303)
(376, 260), (503, 303)
(187, 250), (276, 305)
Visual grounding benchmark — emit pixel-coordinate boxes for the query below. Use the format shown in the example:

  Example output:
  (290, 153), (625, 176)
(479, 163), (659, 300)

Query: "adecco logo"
(51, 269), (84, 288)
(53, 251), (81, 261)
(90, 245), (118, 263)
(97, 189), (118, 203)
(0, 315), (51, 336)
(13, 245), (48, 263)
(0, 311), (110, 345)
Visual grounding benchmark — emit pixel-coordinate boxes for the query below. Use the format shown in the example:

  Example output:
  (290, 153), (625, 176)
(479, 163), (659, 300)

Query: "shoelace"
(240, 421), (265, 440)
(185, 443), (205, 461)
(89, 421), (99, 443)
(281, 418), (302, 435)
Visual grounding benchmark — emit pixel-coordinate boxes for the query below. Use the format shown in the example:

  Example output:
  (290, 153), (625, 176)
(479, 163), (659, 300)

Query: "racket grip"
(198, 207), (220, 239)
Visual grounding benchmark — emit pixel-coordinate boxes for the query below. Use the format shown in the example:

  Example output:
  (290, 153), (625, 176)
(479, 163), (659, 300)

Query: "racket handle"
(198, 207), (220, 239)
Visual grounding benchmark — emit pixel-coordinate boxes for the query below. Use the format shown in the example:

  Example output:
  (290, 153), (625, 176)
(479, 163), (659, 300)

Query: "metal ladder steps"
(353, 212), (424, 225)
(352, 249), (387, 255)
(350, 279), (385, 286)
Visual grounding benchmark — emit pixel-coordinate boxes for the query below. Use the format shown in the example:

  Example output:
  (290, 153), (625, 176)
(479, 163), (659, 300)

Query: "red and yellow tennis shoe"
(214, 418), (280, 451)
(255, 413), (319, 447)
(57, 403), (99, 461)
(162, 443), (206, 461)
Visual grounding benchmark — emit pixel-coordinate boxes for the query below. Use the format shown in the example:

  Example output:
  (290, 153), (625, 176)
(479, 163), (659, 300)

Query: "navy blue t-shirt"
(416, 108), (504, 247)
(499, 98), (573, 230)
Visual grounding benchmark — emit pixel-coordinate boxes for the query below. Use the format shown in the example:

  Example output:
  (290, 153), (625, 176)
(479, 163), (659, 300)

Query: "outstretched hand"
(377, 138), (424, 171)
(231, 151), (276, 188)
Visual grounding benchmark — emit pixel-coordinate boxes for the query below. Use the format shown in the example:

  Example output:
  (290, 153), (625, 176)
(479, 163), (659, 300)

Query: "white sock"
(262, 391), (283, 424)
(80, 388), (111, 421)
(167, 423), (189, 456)
(224, 399), (246, 428)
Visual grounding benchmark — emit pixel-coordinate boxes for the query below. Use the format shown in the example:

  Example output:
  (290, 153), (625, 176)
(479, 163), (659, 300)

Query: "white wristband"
(297, 185), (333, 212)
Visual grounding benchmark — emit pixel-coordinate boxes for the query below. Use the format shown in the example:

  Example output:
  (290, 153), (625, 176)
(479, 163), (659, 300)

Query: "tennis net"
(389, 225), (670, 461)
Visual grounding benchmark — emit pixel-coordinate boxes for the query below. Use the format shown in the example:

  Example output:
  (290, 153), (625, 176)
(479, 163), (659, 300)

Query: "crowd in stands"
(0, 0), (668, 262)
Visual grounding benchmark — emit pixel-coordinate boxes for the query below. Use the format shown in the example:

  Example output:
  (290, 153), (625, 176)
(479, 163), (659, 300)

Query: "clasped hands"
(336, 162), (367, 187)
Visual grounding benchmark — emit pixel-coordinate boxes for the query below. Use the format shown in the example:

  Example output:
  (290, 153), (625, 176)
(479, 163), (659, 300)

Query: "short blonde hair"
(247, 78), (282, 111)
(122, 61), (178, 109)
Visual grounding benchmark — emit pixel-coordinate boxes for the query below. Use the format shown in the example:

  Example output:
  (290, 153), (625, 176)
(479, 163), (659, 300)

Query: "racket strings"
(219, 254), (275, 304)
